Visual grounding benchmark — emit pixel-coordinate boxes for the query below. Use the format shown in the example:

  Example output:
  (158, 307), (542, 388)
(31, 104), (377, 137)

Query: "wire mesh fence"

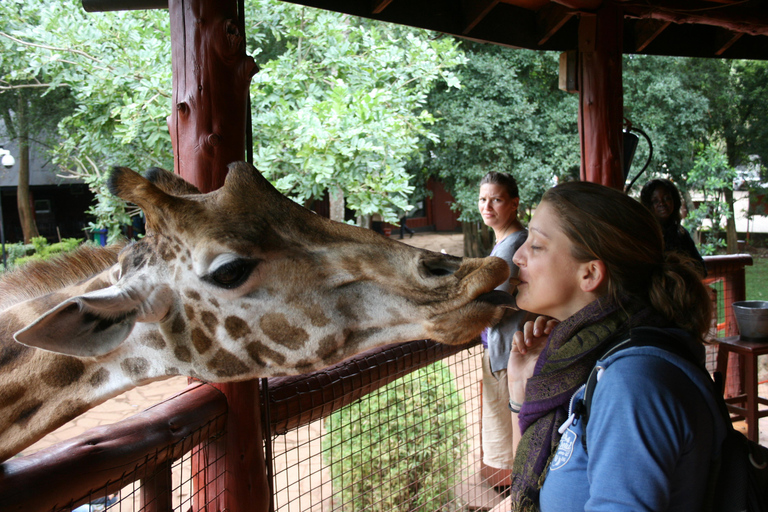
(269, 345), (507, 512)
(54, 413), (227, 512)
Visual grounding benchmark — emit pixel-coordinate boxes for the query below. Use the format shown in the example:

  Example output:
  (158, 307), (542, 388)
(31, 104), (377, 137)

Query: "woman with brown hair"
(503, 181), (724, 511)
(477, 171), (533, 480)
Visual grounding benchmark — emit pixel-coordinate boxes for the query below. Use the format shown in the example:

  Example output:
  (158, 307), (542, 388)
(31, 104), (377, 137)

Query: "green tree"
(0, 1), (78, 243)
(2, 0), (464, 233)
(622, 55), (710, 194)
(0, 0), (173, 242)
(418, 43), (579, 255)
(247, 2), (466, 224)
(679, 58), (768, 252)
(686, 143), (736, 255)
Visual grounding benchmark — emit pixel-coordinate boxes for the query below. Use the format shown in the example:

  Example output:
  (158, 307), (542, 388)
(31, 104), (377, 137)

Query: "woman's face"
(478, 183), (518, 230)
(512, 202), (598, 321)
(650, 187), (675, 222)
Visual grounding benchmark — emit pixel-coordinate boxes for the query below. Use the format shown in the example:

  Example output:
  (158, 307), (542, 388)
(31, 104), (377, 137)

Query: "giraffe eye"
(206, 259), (258, 289)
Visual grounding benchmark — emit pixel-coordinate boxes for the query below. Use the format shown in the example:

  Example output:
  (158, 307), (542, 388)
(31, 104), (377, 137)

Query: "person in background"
(640, 178), (707, 276)
(477, 171), (533, 487)
(502, 181), (723, 511)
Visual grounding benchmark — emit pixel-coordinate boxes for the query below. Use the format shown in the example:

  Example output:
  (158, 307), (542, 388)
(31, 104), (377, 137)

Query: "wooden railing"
(0, 254), (753, 511)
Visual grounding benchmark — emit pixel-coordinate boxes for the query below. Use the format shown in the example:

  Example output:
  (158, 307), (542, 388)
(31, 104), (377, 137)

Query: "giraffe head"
(10, 161), (513, 381)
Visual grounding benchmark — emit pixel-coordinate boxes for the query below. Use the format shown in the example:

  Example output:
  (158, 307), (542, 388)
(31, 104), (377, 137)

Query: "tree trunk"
(329, 185), (345, 223)
(167, 0), (258, 192)
(15, 97), (39, 244)
(724, 184), (738, 254)
(462, 221), (493, 258)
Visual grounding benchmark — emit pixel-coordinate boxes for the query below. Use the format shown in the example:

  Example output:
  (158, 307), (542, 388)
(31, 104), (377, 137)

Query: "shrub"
(11, 237), (84, 268)
(323, 361), (467, 512)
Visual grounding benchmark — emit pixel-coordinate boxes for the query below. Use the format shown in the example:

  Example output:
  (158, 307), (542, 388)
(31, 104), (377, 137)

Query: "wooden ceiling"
(273, 0), (768, 60)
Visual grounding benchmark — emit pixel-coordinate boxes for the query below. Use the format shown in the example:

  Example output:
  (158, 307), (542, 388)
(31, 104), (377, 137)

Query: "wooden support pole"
(168, 0), (258, 191)
(167, 1), (267, 510)
(577, 5), (624, 189)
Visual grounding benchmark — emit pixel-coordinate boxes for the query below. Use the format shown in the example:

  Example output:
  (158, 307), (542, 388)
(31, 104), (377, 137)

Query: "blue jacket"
(539, 340), (727, 511)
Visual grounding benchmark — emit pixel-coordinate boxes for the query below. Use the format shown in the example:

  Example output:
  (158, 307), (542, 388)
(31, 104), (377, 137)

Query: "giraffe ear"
(13, 285), (173, 358)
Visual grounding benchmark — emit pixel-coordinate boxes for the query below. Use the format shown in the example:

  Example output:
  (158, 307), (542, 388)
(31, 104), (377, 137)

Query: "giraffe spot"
(191, 327), (213, 354)
(184, 305), (196, 321)
(293, 360), (316, 373)
(259, 313), (308, 349)
(121, 357), (150, 379)
(209, 297), (220, 308)
(142, 332), (166, 350)
(201, 311), (219, 332)
(0, 342), (32, 370)
(336, 297), (359, 322)
(42, 357), (86, 388)
(175, 345), (192, 363)
(89, 367), (110, 387)
(0, 384), (26, 409)
(343, 328), (381, 356)
(225, 316), (251, 340)
(13, 400), (43, 426)
(55, 399), (90, 424)
(172, 313), (187, 334)
(303, 303), (331, 327)
(207, 349), (249, 378)
(245, 341), (286, 366)
(316, 333), (341, 361)
(180, 254), (188, 263)
(185, 289), (201, 301)
(167, 367), (180, 375)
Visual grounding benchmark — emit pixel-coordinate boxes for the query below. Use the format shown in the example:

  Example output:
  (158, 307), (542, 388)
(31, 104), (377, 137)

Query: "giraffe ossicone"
(0, 161), (513, 462)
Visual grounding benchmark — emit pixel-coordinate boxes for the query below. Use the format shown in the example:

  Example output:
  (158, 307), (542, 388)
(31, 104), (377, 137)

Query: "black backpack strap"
(578, 327), (701, 454)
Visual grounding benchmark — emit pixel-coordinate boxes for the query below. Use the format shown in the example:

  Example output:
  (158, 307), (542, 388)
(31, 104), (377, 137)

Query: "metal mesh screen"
(270, 346), (507, 512)
(54, 414), (226, 512)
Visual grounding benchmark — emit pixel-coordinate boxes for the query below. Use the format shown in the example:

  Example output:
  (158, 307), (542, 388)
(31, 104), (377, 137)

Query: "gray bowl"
(732, 301), (768, 342)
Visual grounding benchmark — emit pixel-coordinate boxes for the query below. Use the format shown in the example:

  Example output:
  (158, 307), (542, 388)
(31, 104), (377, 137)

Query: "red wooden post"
(577, 4), (624, 189)
(167, 0), (258, 191)
(167, 0), (268, 510)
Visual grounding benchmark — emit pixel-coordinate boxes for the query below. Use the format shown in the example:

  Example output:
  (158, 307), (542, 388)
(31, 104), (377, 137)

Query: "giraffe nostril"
(421, 256), (460, 278)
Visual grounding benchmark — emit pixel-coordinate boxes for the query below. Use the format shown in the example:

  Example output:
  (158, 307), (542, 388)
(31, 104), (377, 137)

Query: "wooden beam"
(537, 2), (576, 45)
(462, 0), (500, 35)
(715, 27), (744, 55)
(633, 18), (670, 52)
(622, 1), (768, 37)
(371, 0), (394, 14)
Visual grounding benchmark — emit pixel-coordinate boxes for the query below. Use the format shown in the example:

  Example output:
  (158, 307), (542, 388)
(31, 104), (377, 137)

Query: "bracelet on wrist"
(508, 399), (522, 413)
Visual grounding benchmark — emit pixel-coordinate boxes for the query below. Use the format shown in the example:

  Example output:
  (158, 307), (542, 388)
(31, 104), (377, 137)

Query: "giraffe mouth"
(475, 290), (517, 309)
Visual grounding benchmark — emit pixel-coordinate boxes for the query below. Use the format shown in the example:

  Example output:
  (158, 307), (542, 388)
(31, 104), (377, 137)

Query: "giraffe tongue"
(476, 290), (518, 309)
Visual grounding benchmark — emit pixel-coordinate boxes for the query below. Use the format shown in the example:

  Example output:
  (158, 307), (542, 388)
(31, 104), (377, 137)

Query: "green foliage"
(686, 144), (737, 254)
(746, 257), (768, 301)
(8, 236), (83, 268)
(323, 361), (467, 512)
(248, 1), (466, 223)
(419, 43), (579, 222)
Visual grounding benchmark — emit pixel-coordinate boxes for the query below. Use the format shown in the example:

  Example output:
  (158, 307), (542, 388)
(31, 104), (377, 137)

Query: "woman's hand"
(507, 316), (558, 403)
(512, 316), (558, 355)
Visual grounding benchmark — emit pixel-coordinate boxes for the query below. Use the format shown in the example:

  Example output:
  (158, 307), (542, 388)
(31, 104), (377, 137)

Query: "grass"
(746, 256), (768, 300)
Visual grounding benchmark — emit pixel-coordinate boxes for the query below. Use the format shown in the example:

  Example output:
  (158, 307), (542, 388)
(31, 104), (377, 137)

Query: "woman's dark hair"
(480, 171), (519, 199)
(640, 179), (682, 226)
(542, 181), (711, 340)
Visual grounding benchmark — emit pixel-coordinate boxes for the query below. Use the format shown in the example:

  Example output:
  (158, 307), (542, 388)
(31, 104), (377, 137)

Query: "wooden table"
(714, 335), (768, 442)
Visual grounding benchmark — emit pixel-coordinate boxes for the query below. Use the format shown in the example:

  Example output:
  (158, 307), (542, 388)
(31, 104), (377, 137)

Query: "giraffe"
(0, 161), (514, 462)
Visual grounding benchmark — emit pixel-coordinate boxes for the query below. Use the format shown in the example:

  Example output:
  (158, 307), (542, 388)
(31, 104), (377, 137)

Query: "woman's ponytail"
(648, 253), (712, 340)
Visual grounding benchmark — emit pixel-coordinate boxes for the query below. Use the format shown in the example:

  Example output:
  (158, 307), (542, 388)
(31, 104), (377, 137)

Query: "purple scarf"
(508, 296), (664, 511)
